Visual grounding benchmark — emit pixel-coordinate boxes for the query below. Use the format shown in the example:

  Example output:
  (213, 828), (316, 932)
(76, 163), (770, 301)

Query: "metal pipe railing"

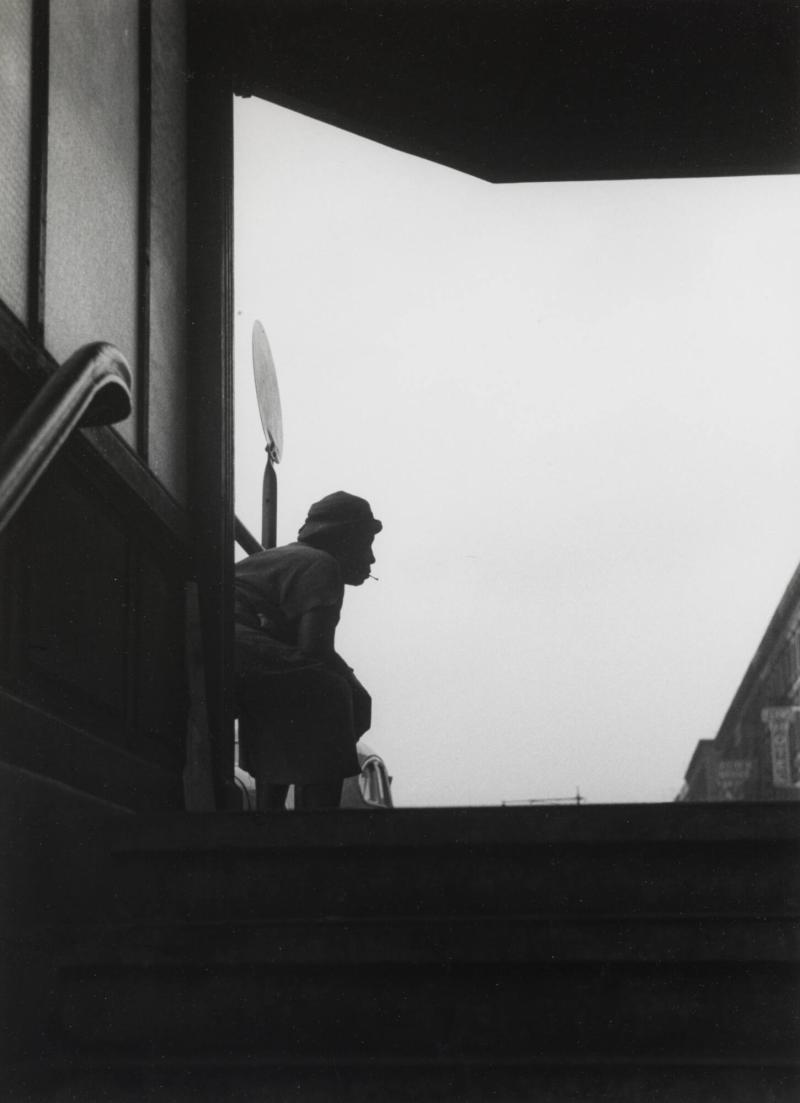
(0, 342), (132, 537)
(234, 516), (263, 556)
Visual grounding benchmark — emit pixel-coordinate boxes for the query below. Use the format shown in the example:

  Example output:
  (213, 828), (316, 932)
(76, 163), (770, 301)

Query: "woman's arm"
(296, 607), (338, 659)
(297, 608), (372, 735)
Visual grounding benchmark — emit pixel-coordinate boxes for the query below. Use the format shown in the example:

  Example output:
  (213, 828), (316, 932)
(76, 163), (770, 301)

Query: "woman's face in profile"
(337, 533), (376, 586)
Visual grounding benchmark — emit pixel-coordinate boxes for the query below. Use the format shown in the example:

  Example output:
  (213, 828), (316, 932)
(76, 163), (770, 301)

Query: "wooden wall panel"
(0, 310), (190, 809)
(22, 466), (129, 730)
(0, 0), (218, 811)
(134, 550), (186, 773)
(0, 355), (33, 686)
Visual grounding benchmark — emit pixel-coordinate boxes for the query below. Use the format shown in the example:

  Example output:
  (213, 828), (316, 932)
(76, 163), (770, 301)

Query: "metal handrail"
(234, 516), (263, 556)
(0, 342), (132, 537)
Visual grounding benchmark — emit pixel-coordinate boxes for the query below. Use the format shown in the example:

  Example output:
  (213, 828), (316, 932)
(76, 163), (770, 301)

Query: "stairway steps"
(107, 848), (796, 921)
(56, 959), (798, 1059)
(15, 1058), (800, 1103)
(28, 803), (800, 1099)
(107, 803), (800, 851)
(104, 806), (800, 922)
(58, 913), (799, 966)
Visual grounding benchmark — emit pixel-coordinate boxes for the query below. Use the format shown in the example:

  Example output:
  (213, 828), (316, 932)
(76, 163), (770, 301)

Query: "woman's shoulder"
(285, 541), (330, 562)
(237, 541), (326, 570)
(240, 542), (340, 585)
(272, 542), (338, 575)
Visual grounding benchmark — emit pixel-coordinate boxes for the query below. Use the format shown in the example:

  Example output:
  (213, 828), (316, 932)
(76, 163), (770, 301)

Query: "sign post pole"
(251, 321), (283, 549)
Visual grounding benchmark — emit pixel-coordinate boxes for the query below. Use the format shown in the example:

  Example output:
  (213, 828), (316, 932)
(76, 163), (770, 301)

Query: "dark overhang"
(218, 0), (800, 183)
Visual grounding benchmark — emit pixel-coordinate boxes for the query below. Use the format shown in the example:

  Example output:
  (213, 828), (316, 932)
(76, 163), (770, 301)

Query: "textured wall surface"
(45, 0), (140, 446)
(0, 0), (32, 322)
(149, 0), (188, 504)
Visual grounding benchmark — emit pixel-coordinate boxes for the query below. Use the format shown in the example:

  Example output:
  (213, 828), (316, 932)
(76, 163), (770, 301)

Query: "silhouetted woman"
(234, 491), (381, 810)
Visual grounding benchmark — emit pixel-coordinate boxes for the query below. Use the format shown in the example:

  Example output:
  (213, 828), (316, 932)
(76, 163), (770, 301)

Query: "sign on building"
(761, 707), (800, 790)
(715, 759), (753, 801)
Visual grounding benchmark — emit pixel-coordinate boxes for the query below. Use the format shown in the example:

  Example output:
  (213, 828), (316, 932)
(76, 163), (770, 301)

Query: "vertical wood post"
(186, 2), (237, 808)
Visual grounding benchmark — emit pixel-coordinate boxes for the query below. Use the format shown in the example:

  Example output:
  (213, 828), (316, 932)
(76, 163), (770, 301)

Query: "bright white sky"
(234, 95), (800, 808)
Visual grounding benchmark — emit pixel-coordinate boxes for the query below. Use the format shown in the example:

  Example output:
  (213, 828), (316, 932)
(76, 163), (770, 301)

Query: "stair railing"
(0, 342), (132, 537)
(234, 516), (263, 556)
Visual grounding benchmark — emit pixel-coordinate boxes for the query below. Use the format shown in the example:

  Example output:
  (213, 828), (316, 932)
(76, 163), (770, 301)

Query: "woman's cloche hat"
(298, 491), (382, 541)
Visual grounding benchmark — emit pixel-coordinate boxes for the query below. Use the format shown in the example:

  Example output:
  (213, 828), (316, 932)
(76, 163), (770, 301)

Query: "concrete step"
(53, 909), (800, 1062)
(103, 804), (800, 922)
(53, 957), (800, 1061)
(58, 913), (800, 968)
(11, 1057), (800, 1103)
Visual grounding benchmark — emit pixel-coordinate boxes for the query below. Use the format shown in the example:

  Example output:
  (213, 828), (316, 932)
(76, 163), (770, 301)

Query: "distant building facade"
(678, 565), (800, 801)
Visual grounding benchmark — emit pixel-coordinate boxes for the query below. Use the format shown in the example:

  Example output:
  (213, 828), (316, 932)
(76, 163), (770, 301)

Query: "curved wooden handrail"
(0, 342), (132, 537)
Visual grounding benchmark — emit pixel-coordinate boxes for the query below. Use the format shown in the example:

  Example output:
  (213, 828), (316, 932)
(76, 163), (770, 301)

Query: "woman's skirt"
(234, 623), (365, 784)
